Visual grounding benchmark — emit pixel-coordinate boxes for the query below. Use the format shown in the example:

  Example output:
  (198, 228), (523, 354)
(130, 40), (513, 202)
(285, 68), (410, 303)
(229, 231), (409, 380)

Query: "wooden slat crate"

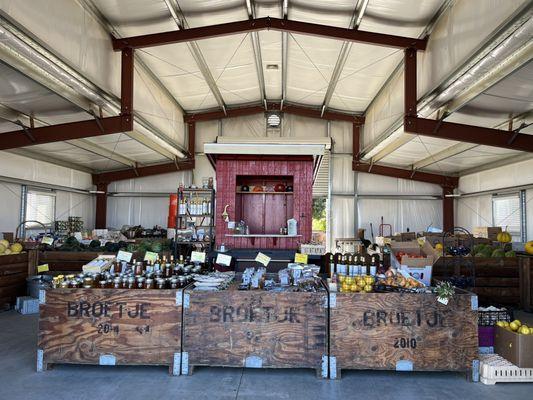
(38, 288), (184, 374)
(329, 290), (478, 379)
(433, 257), (520, 306)
(182, 283), (328, 377)
(0, 251), (36, 308)
(519, 255), (533, 312)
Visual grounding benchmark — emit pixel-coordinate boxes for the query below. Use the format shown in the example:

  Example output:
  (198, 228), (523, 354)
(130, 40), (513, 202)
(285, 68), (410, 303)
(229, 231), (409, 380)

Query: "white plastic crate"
(15, 296), (39, 315)
(480, 354), (533, 385)
(299, 244), (325, 255)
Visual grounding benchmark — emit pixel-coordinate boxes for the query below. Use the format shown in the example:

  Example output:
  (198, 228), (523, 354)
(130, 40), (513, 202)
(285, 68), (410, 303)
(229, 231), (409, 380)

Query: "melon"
(0, 239), (9, 249)
(505, 251), (516, 258)
(3, 248), (12, 255)
(10, 243), (23, 253)
(491, 249), (505, 258)
(0, 244), (6, 254)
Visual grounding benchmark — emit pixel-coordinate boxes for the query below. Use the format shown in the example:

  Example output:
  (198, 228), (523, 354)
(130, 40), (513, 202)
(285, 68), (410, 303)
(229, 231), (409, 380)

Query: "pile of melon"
(473, 243), (515, 258)
(0, 239), (23, 256)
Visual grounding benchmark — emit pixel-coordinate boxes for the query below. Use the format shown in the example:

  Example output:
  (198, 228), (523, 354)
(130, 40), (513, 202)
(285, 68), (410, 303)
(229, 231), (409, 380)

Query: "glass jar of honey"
(156, 278), (166, 289)
(145, 278), (154, 289)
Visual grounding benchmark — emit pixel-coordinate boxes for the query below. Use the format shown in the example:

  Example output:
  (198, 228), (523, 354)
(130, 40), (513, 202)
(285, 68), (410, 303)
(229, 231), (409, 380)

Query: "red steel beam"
(184, 102), (365, 124)
(442, 186), (454, 231)
(187, 121), (196, 158)
(404, 116), (533, 153)
(404, 48), (417, 117)
(0, 116), (132, 150)
(112, 17), (427, 51)
(95, 182), (108, 229)
(353, 124), (361, 160)
(352, 160), (458, 188)
(93, 158), (195, 184)
(121, 47), (134, 115)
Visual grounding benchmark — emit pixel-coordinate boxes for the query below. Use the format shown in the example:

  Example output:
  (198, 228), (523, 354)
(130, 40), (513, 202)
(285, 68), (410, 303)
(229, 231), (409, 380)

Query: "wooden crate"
(433, 257), (520, 306)
(182, 283), (328, 377)
(0, 251), (37, 307)
(38, 288), (184, 374)
(519, 255), (533, 312)
(329, 290), (478, 379)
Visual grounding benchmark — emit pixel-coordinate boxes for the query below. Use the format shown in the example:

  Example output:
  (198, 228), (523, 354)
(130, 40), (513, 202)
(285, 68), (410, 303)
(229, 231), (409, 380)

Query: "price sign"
(255, 252), (271, 267)
(437, 297), (449, 306)
(37, 264), (49, 273)
(294, 253), (308, 264)
(191, 251), (206, 263)
(41, 236), (54, 245)
(74, 232), (83, 241)
(144, 251), (158, 262)
(117, 250), (133, 263)
(216, 253), (232, 266)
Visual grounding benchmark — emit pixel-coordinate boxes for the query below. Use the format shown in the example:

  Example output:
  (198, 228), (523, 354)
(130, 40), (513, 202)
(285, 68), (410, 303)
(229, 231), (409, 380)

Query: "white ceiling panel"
(91, 0), (176, 36)
(0, 120), (21, 133)
(286, 34), (344, 106)
(177, 0), (248, 26)
(194, 35), (261, 107)
(259, 30), (282, 99)
(328, 44), (404, 111)
(289, 0), (356, 27)
(359, 0), (446, 37)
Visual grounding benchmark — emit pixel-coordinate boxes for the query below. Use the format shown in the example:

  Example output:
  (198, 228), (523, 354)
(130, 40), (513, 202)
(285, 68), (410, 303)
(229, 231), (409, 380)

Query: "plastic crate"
(478, 307), (513, 326)
(15, 296), (39, 315)
(480, 354), (533, 385)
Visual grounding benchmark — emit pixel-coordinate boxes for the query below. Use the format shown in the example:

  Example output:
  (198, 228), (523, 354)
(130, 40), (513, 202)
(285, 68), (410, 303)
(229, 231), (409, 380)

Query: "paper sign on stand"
(255, 252), (271, 266)
(216, 253), (232, 266)
(144, 251), (158, 262)
(294, 253), (308, 264)
(37, 264), (49, 273)
(191, 251), (206, 263)
(117, 250), (133, 263)
(41, 236), (54, 245)
(74, 232), (83, 241)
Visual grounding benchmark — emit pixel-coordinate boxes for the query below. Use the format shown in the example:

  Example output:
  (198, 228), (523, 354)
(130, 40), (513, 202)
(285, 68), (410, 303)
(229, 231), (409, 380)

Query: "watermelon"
(505, 250), (516, 257)
(491, 249), (505, 258)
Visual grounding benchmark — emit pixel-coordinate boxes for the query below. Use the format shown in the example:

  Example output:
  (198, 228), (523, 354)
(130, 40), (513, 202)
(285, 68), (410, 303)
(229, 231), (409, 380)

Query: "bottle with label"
(202, 198), (208, 215)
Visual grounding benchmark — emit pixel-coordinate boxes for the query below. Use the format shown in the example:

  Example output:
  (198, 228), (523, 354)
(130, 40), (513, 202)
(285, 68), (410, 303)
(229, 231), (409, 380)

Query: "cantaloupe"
(0, 244), (6, 255)
(0, 239), (9, 249)
(10, 243), (23, 253)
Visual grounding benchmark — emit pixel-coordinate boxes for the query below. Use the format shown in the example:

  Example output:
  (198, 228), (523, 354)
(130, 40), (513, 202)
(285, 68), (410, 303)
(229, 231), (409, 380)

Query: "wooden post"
(95, 182), (108, 229)
(27, 249), (39, 276)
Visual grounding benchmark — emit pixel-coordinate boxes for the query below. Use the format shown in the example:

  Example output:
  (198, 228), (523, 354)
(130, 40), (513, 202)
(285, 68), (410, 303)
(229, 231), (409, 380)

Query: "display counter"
(182, 281), (328, 376)
(37, 288), (184, 374)
(329, 289), (478, 378)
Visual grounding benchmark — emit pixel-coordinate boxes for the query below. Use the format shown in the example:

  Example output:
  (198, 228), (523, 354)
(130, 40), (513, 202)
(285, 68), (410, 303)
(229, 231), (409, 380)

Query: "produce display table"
(329, 290), (478, 379)
(182, 282), (328, 377)
(37, 288), (184, 374)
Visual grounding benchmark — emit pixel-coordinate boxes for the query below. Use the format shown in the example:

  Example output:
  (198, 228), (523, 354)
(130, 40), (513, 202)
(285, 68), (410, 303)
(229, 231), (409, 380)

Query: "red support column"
(404, 47), (417, 117)
(353, 123), (360, 160)
(95, 182), (108, 229)
(188, 121), (196, 158)
(121, 47), (134, 116)
(442, 186), (454, 232)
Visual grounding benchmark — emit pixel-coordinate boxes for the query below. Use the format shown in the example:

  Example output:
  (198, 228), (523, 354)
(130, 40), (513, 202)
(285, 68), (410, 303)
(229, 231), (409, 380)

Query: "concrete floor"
(1, 311), (532, 400)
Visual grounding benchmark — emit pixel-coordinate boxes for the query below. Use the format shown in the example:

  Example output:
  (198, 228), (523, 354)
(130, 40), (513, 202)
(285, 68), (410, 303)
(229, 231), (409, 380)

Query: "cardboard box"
(390, 240), (437, 267)
(473, 227), (502, 241)
(494, 326), (533, 368)
(390, 241), (437, 286)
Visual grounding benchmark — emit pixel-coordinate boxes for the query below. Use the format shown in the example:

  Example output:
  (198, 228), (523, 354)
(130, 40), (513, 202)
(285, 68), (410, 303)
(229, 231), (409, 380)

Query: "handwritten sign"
(255, 252), (271, 266)
(216, 253), (232, 266)
(144, 251), (158, 262)
(117, 250), (133, 263)
(41, 236), (54, 245)
(294, 253), (308, 264)
(191, 251), (206, 263)
(37, 264), (49, 273)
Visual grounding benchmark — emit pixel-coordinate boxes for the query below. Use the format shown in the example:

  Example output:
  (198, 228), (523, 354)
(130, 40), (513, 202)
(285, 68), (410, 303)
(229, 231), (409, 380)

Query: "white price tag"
(191, 251), (206, 263)
(255, 252), (271, 267)
(117, 250), (133, 263)
(216, 253), (232, 266)
(437, 297), (449, 306)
